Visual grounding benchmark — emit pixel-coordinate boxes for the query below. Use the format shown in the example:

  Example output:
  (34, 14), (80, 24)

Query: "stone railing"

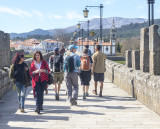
(106, 25), (160, 116)
(105, 59), (160, 115)
(0, 51), (54, 99)
(0, 31), (10, 69)
(0, 68), (11, 99)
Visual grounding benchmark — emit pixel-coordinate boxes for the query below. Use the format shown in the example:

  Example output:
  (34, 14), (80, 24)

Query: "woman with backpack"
(29, 51), (50, 114)
(79, 48), (93, 99)
(9, 53), (31, 113)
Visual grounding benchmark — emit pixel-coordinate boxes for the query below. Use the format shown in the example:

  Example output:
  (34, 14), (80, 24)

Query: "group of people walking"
(9, 45), (106, 114)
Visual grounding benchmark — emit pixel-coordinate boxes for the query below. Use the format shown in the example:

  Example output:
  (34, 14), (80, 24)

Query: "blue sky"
(0, 0), (160, 33)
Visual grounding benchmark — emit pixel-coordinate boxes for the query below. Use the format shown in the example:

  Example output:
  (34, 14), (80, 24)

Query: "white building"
(18, 43), (35, 53)
(41, 39), (64, 52)
(77, 40), (112, 55)
(12, 39), (65, 53)
(76, 19), (117, 56)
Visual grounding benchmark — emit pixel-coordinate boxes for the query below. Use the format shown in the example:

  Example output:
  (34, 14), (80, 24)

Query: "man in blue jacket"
(64, 45), (80, 105)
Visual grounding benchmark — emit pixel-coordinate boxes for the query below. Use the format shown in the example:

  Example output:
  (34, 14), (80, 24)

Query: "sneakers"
(70, 98), (77, 106)
(99, 91), (102, 97)
(83, 93), (86, 99)
(92, 90), (97, 95)
(55, 94), (59, 100)
(35, 108), (40, 114)
(40, 106), (43, 110)
(85, 92), (89, 97)
(20, 108), (25, 113)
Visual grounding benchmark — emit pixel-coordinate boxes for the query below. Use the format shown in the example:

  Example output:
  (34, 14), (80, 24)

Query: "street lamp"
(77, 21), (83, 50)
(77, 23), (81, 29)
(77, 23), (81, 51)
(83, 4), (103, 46)
(78, 20), (90, 46)
(83, 8), (89, 18)
(147, 0), (155, 26)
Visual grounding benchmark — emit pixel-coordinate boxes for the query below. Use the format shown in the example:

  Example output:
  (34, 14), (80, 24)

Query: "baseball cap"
(83, 48), (88, 53)
(54, 47), (59, 51)
(68, 45), (78, 50)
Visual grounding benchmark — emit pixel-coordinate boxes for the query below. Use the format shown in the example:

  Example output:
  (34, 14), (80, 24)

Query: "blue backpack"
(65, 55), (75, 72)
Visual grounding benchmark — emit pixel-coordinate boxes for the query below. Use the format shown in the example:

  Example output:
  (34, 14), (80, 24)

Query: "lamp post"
(83, 4), (103, 46)
(77, 23), (84, 52)
(77, 23), (81, 51)
(147, 0), (155, 26)
(78, 20), (90, 46)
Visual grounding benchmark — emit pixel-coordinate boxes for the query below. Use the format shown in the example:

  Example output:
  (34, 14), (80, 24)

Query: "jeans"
(34, 77), (47, 109)
(15, 82), (26, 109)
(65, 72), (79, 100)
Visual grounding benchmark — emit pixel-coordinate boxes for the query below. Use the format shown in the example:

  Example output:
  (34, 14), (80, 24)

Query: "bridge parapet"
(105, 59), (160, 115)
(106, 25), (160, 115)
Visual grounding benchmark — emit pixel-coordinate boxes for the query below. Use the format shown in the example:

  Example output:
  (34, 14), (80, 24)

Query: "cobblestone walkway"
(1, 78), (160, 129)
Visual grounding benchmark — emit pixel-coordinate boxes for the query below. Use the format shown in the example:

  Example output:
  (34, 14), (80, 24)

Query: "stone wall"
(107, 56), (125, 61)
(0, 68), (11, 99)
(106, 25), (160, 115)
(105, 59), (160, 115)
(0, 51), (54, 99)
(0, 31), (10, 69)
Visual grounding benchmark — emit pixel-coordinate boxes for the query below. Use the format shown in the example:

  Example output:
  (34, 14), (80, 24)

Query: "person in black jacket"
(49, 47), (64, 100)
(9, 53), (30, 113)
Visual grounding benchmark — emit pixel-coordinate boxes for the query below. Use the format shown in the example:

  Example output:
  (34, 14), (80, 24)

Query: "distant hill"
(60, 17), (147, 33)
(10, 17), (147, 39)
(10, 29), (53, 39)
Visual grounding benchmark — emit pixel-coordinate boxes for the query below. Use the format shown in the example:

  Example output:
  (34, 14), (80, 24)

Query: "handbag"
(24, 64), (32, 87)
(43, 61), (54, 85)
(47, 72), (54, 85)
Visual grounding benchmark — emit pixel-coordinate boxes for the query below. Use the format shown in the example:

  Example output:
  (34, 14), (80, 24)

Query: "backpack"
(65, 55), (75, 72)
(50, 55), (63, 72)
(80, 55), (90, 71)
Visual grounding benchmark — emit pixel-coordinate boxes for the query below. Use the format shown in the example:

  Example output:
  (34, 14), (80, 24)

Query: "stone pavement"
(1, 78), (160, 129)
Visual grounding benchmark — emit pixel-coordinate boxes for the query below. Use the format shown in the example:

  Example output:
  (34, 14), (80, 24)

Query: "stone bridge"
(1, 26), (160, 128)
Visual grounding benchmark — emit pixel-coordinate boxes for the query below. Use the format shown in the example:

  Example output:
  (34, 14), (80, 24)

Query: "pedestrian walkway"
(1, 78), (160, 129)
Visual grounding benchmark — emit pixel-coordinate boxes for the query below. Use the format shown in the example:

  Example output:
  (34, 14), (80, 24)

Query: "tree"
(116, 42), (121, 53)
(89, 30), (96, 39)
(103, 37), (110, 42)
(121, 37), (140, 55)
(54, 29), (69, 43)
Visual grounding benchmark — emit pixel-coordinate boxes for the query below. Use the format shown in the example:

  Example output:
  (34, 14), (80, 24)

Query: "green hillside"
(91, 19), (160, 39)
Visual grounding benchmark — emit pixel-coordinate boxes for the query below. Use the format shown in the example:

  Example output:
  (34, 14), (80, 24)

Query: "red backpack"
(80, 55), (90, 71)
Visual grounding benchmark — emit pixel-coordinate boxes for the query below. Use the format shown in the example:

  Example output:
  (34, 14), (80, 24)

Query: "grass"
(24, 54), (33, 58)
(115, 61), (126, 64)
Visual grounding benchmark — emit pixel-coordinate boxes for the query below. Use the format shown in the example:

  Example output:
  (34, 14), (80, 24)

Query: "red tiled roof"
(10, 43), (19, 48)
(77, 40), (111, 46)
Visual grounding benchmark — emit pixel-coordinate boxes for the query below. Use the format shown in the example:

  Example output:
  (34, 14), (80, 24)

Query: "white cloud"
(105, 0), (115, 5)
(91, 15), (100, 18)
(137, 5), (145, 10)
(139, 15), (147, 19)
(0, 6), (32, 18)
(65, 11), (83, 20)
(33, 10), (43, 17)
(155, 9), (160, 13)
(53, 15), (62, 19)
(48, 14), (63, 19)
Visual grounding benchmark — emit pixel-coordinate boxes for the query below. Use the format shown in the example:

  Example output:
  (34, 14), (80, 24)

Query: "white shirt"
(35, 61), (42, 76)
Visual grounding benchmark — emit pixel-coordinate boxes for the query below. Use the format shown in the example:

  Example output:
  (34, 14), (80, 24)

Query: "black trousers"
(34, 77), (47, 109)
